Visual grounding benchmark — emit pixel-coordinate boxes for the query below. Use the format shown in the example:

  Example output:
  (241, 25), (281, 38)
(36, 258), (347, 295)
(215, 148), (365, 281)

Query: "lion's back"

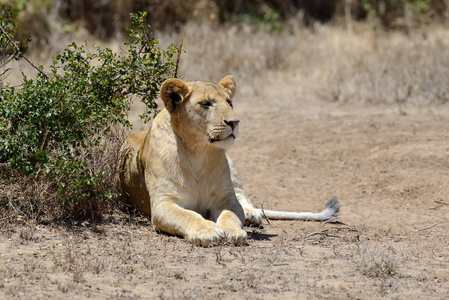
(116, 130), (152, 216)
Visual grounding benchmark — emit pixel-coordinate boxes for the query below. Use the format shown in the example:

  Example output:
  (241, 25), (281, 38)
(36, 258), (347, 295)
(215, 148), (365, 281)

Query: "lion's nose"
(225, 119), (240, 130)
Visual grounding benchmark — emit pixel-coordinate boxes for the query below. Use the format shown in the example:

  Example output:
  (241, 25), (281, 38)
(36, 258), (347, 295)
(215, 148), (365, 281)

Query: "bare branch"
(174, 38), (183, 78)
(0, 67), (11, 77)
(0, 24), (49, 80)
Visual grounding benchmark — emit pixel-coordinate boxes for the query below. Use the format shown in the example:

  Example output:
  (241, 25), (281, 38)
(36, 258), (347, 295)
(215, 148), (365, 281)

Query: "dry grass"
(6, 21), (449, 105)
(2, 220), (440, 299)
(157, 23), (449, 106)
(0, 126), (129, 228)
(357, 251), (398, 278)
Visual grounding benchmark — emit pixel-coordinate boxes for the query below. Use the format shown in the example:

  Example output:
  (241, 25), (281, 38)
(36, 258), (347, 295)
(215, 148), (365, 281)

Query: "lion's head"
(160, 75), (239, 149)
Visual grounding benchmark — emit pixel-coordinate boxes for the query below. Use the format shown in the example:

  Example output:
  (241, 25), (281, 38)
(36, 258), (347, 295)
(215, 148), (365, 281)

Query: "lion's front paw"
(187, 221), (224, 247)
(242, 205), (263, 227)
(223, 228), (247, 246)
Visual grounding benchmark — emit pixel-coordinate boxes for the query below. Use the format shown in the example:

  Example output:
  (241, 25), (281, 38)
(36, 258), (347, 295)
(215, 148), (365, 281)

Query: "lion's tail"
(255, 197), (340, 221)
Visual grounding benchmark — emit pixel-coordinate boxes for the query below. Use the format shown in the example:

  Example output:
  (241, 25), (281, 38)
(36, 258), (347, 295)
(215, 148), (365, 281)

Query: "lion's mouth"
(209, 133), (235, 143)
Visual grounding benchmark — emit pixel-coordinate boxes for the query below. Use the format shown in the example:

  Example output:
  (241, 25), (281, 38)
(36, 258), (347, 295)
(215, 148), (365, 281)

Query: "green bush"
(0, 11), (177, 219)
(360, 0), (434, 28)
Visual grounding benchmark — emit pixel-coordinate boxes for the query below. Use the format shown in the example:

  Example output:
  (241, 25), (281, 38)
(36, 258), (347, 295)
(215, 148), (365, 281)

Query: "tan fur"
(117, 75), (262, 247)
(117, 75), (340, 247)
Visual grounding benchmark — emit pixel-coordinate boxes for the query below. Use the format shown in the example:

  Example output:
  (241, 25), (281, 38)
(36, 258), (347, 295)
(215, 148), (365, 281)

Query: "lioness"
(117, 75), (339, 247)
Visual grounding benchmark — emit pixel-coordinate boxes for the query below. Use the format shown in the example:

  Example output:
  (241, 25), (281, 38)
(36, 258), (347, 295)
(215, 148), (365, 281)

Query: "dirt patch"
(1, 71), (448, 299)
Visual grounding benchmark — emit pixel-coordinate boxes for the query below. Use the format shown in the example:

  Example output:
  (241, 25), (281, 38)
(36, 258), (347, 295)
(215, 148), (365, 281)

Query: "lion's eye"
(200, 101), (213, 109)
(227, 100), (233, 108)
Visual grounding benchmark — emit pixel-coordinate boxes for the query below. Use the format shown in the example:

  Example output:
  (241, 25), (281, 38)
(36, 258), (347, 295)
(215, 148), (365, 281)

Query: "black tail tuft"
(325, 196), (340, 217)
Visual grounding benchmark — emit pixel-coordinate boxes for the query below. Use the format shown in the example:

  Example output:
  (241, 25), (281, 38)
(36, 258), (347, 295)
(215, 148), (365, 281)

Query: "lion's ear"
(218, 75), (237, 99)
(160, 78), (189, 113)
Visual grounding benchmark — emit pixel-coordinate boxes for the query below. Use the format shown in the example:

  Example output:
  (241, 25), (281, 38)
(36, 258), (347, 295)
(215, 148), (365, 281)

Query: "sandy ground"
(1, 72), (449, 299)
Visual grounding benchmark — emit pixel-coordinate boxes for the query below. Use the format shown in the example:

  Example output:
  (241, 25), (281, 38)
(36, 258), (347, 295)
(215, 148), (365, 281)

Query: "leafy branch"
(0, 12), (178, 207)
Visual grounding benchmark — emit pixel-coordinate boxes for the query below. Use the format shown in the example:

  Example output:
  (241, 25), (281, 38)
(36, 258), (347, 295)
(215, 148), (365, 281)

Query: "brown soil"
(1, 71), (448, 299)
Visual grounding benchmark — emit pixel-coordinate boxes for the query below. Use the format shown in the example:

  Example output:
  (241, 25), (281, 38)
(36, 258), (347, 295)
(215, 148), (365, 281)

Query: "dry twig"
(260, 203), (270, 225)
(0, 67), (11, 77)
(415, 222), (439, 232)
(322, 217), (338, 224)
(434, 200), (449, 205)
(0, 25), (49, 80)
(307, 229), (340, 238)
(174, 38), (183, 78)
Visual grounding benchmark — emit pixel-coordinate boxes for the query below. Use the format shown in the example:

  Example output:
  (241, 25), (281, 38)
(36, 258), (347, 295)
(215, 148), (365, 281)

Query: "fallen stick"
(415, 222), (439, 232)
(434, 200), (449, 205)
(322, 217), (338, 224)
(306, 229), (340, 238)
